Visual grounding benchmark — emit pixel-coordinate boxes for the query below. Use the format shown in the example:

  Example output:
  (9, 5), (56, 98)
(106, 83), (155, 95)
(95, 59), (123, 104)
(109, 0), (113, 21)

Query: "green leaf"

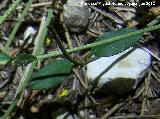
(31, 76), (67, 90)
(13, 53), (37, 66)
(0, 53), (11, 65)
(92, 28), (142, 57)
(31, 59), (72, 90)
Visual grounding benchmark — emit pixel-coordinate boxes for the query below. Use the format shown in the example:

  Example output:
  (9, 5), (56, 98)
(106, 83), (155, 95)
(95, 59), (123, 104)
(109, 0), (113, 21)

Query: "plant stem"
(3, 0), (33, 53)
(0, 0), (21, 25)
(60, 14), (73, 48)
(2, 9), (53, 119)
(54, 31), (84, 66)
(37, 24), (160, 60)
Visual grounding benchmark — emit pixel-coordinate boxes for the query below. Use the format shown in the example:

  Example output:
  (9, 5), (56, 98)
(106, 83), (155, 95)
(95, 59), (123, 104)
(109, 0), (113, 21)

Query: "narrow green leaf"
(33, 59), (72, 78)
(13, 53), (37, 66)
(31, 76), (67, 90)
(0, 53), (11, 65)
(92, 28), (142, 57)
(31, 59), (72, 90)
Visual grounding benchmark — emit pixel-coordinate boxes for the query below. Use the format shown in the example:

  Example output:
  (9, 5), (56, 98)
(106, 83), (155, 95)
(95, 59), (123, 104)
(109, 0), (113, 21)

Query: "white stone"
(87, 48), (151, 90)
(22, 26), (36, 45)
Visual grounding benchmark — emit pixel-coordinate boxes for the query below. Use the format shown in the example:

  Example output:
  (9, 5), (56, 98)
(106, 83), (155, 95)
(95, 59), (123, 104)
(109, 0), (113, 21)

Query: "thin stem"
(60, 14), (73, 48)
(2, 9), (53, 119)
(141, 70), (151, 115)
(37, 24), (160, 60)
(0, 0), (21, 25)
(3, 0), (33, 53)
(73, 68), (87, 89)
(54, 31), (84, 66)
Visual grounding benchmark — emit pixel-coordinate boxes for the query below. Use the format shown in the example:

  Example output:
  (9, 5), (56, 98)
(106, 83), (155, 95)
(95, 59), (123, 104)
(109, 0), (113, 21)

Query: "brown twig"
(72, 68), (87, 90)
(141, 70), (151, 115)
(53, 31), (84, 66)
(83, 68), (89, 119)
(101, 102), (126, 119)
(109, 114), (160, 119)
(151, 71), (160, 85)
(0, 78), (9, 90)
(16, 2), (52, 10)
(101, 86), (144, 119)
(60, 14), (73, 49)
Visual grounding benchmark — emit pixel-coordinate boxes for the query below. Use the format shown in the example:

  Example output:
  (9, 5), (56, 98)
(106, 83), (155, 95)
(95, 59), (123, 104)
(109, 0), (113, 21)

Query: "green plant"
(0, 0), (21, 25)
(0, 1), (160, 118)
(31, 59), (73, 90)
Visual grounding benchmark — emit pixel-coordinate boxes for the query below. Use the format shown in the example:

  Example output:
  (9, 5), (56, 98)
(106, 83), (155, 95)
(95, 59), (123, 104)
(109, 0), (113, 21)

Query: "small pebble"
(63, 0), (90, 32)
(47, 94), (53, 100)
(20, 26), (36, 45)
(0, 91), (6, 99)
(30, 105), (39, 113)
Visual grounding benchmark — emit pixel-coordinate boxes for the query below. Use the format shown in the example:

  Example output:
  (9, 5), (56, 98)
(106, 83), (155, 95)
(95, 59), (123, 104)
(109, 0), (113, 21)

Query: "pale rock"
(47, 94), (53, 100)
(87, 48), (151, 95)
(21, 26), (36, 45)
(63, 0), (90, 32)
